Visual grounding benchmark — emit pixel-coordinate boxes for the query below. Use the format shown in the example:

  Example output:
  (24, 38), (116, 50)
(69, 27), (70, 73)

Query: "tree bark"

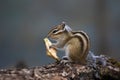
(0, 56), (120, 80)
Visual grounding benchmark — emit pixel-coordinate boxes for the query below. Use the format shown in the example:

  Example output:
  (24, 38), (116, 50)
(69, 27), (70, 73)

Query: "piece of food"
(44, 38), (60, 61)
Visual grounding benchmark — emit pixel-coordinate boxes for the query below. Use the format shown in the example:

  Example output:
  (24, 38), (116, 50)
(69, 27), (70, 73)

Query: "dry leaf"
(44, 38), (60, 61)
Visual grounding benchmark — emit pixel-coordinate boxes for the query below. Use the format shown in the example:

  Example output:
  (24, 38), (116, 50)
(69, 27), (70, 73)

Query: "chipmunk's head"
(47, 22), (72, 41)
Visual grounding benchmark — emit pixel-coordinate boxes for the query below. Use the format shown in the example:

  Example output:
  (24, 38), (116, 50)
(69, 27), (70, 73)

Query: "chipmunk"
(47, 22), (90, 64)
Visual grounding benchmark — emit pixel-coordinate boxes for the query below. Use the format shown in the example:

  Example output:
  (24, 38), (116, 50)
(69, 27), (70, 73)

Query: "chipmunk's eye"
(52, 29), (59, 34)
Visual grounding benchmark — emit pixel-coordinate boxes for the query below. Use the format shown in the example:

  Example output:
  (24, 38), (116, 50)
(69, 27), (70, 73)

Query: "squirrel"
(47, 22), (90, 64)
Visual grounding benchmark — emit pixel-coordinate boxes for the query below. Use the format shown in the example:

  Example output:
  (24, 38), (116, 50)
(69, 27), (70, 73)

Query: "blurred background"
(0, 0), (120, 68)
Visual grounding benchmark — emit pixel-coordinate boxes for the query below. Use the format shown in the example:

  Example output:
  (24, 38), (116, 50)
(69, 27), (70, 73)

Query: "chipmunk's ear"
(61, 21), (66, 26)
(59, 22), (66, 30)
(58, 22), (72, 32)
(60, 22), (72, 32)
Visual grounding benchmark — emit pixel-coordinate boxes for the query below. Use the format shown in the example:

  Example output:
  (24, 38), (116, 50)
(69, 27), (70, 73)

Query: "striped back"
(72, 31), (90, 59)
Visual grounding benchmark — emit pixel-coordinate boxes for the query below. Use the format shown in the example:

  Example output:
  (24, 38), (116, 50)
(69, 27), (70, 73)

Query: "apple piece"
(44, 38), (60, 61)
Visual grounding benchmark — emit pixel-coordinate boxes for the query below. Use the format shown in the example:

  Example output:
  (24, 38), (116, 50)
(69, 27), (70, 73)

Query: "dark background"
(0, 0), (120, 68)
